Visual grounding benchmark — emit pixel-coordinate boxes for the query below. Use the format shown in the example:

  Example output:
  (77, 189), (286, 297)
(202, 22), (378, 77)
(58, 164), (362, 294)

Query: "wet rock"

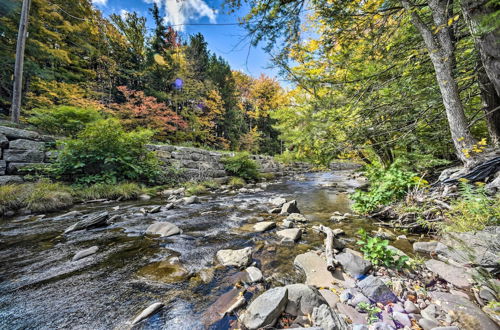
(72, 246), (98, 261)
(429, 291), (498, 330)
(243, 266), (263, 283)
(286, 213), (307, 222)
(413, 241), (438, 254)
(253, 221), (275, 232)
(269, 197), (287, 207)
(164, 203), (174, 210)
(182, 196), (199, 205)
(138, 194), (151, 201)
(418, 317), (439, 330)
(55, 210), (82, 220)
(204, 288), (246, 326)
(336, 302), (367, 324)
(269, 207), (281, 214)
(404, 300), (419, 314)
(216, 247), (252, 268)
(311, 304), (349, 330)
(276, 228), (302, 242)
(138, 257), (189, 283)
(424, 259), (472, 289)
(330, 215), (347, 222)
(357, 275), (397, 304)
(147, 206), (161, 213)
(336, 248), (372, 278)
(284, 284), (327, 316)
(131, 302), (164, 325)
(374, 228), (396, 240)
(64, 212), (109, 234)
(240, 287), (288, 329)
(106, 214), (121, 224)
(280, 200), (300, 215)
(199, 268), (215, 283)
(145, 222), (181, 237)
(392, 311), (411, 327)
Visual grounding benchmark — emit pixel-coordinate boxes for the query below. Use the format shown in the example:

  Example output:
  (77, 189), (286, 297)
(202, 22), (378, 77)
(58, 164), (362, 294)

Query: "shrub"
(222, 152), (259, 181)
(53, 118), (162, 185)
(73, 182), (145, 201)
(27, 105), (103, 136)
(351, 160), (427, 214)
(356, 229), (409, 269)
(184, 182), (208, 196)
(228, 177), (246, 188)
(441, 181), (500, 232)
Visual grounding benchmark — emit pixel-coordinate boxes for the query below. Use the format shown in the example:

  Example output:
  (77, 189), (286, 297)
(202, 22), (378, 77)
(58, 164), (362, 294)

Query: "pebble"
(393, 311), (411, 327)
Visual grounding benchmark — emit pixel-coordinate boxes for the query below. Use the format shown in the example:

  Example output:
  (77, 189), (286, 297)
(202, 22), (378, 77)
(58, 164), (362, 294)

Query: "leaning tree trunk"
(401, 0), (477, 165)
(477, 61), (500, 147)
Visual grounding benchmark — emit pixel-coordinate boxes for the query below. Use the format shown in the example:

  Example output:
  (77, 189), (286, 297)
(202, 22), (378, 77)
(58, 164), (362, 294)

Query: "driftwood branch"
(313, 225), (339, 271)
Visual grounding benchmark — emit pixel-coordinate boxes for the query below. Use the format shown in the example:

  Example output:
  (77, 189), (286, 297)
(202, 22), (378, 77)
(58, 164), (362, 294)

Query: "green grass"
(228, 177), (245, 188)
(73, 182), (146, 201)
(183, 180), (221, 196)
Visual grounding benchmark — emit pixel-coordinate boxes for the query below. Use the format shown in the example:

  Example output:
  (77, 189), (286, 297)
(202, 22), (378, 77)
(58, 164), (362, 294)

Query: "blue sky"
(92, 0), (283, 82)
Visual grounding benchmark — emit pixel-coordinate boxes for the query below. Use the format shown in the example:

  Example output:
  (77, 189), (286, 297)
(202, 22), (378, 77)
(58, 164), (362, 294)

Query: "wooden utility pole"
(10, 0), (32, 123)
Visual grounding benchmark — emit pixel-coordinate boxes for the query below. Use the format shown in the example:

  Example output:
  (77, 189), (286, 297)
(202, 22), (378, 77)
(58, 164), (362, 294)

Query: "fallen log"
(312, 224), (339, 271)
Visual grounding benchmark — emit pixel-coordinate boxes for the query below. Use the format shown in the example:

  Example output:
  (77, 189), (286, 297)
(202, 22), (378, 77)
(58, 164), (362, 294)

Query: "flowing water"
(0, 171), (413, 330)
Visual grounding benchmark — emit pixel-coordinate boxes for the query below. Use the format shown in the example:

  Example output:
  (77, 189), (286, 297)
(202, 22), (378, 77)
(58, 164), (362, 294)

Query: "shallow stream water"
(0, 171), (413, 330)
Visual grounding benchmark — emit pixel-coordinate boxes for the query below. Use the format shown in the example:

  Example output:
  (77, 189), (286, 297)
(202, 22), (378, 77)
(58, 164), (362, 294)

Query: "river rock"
(336, 248), (372, 278)
(370, 322), (395, 330)
(138, 194), (151, 201)
(425, 259), (472, 289)
(244, 266), (263, 283)
(357, 275), (397, 304)
(336, 303), (367, 324)
(418, 317), (439, 330)
(330, 215), (347, 222)
(269, 207), (281, 214)
(269, 197), (287, 207)
(240, 287), (288, 329)
(294, 252), (341, 288)
(72, 246), (98, 261)
(280, 200), (300, 215)
(312, 304), (349, 330)
(182, 196), (199, 205)
(253, 221), (275, 232)
(216, 247), (252, 267)
(145, 222), (181, 237)
(392, 311), (411, 327)
(204, 288), (246, 326)
(131, 302), (164, 325)
(287, 213), (307, 222)
(404, 300), (419, 314)
(413, 241), (438, 254)
(429, 291), (498, 330)
(319, 289), (340, 309)
(64, 211), (109, 234)
(284, 284), (327, 316)
(277, 228), (302, 242)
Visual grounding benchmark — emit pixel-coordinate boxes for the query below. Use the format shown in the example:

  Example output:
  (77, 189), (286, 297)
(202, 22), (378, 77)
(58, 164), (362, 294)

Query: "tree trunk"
(477, 61), (500, 147)
(461, 0), (500, 96)
(10, 0), (32, 123)
(401, 0), (477, 165)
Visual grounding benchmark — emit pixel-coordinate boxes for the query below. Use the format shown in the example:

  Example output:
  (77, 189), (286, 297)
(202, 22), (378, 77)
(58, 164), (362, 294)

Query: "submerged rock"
(145, 222), (181, 237)
(216, 247), (252, 268)
(131, 302), (164, 325)
(204, 288), (246, 327)
(240, 287), (288, 329)
(72, 246), (98, 261)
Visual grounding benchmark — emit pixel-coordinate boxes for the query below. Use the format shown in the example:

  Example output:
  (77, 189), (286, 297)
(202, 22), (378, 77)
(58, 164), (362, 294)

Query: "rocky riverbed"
(0, 171), (498, 329)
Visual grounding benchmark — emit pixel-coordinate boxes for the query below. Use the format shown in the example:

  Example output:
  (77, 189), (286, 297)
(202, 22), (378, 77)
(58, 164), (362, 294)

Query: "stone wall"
(147, 144), (312, 183)
(0, 125), (54, 185)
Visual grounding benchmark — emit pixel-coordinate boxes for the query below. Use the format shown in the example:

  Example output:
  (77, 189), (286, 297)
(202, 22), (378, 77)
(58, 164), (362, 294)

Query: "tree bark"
(313, 225), (339, 271)
(10, 0), (32, 123)
(477, 61), (500, 147)
(401, 0), (477, 165)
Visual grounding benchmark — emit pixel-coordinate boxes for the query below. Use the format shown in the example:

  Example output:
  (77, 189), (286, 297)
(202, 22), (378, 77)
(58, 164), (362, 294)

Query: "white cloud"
(120, 9), (129, 19)
(91, 0), (107, 6)
(145, 0), (217, 31)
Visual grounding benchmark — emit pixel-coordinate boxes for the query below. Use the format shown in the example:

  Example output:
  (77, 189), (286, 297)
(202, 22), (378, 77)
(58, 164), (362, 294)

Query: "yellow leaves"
(153, 53), (166, 66)
(461, 138), (488, 158)
(447, 15), (460, 26)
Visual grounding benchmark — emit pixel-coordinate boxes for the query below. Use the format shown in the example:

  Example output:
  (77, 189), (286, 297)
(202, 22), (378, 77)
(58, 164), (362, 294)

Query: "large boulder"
(281, 200), (300, 215)
(357, 275), (397, 304)
(336, 248), (372, 278)
(145, 222), (181, 237)
(0, 125), (40, 140)
(240, 287), (288, 329)
(284, 284), (327, 316)
(413, 241), (438, 254)
(9, 139), (45, 151)
(424, 259), (473, 289)
(216, 247), (252, 268)
(269, 196), (287, 207)
(294, 252), (341, 288)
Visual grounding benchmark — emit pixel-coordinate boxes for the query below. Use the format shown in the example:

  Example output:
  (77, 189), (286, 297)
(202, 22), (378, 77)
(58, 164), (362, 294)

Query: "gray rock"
(350, 292), (370, 308)
(357, 275), (397, 304)
(138, 194), (151, 201)
(370, 322), (395, 330)
(72, 246), (98, 261)
(269, 196), (286, 207)
(280, 200), (300, 215)
(0, 175), (23, 185)
(0, 125), (40, 140)
(269, 207), (281, 214)
(277, 228), (302, 242)
(216, 247), (252, 268)
(131, 302), (164, 325)
(284, 284), (327, 316)
(7, 162), (45, 174)
(336, 248), (372, 277)
(282, 219), (294, 228)
(147, 206), (161, 213)
(243, 266), (263, 283)
(9, 139), (45, 150)
(478, 286), (497, 303)
(429, 291), (498, 330)
(204, 288), (246, 326)
(64, 212), (109, 234)
(241, 287), (288, 329)
(425, 259), (472, 289)
(413, 241), (438, 254)
(253, 221), (275, 232)
(421, 304), (440, 323)
(336, 303), (367, 325)
(430, 327), (459, 330)
(404, 300), (419, 314)
(3, 149), (45, 162)
(294, 252), (342, 288)
(312, 304), (349, 330)
(392, 311), (411, 327)
(352, 325), (368, 330)
(182, 196), (199, 204)
(0, 160), (6, 175)
(287, 213), (307, 222)
(0, 134), (9, 148)
(418, 317), (438, 330)
(145, 222), (181, 237)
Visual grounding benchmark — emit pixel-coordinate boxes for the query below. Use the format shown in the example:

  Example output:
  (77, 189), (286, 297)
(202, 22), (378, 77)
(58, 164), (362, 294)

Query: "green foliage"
(53, 119), (162, 185)
(184, 182), (208, 196)
(356, 302), (382, 324)
(351, 161), (426, 214)
(73, 182), (145, 201)
(356, 229), (409, 269)
(441, 181), (500, 232)
(222, 152), (259, 181)
(228, 176), (246, 188)
(27, 105), (103, 136)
